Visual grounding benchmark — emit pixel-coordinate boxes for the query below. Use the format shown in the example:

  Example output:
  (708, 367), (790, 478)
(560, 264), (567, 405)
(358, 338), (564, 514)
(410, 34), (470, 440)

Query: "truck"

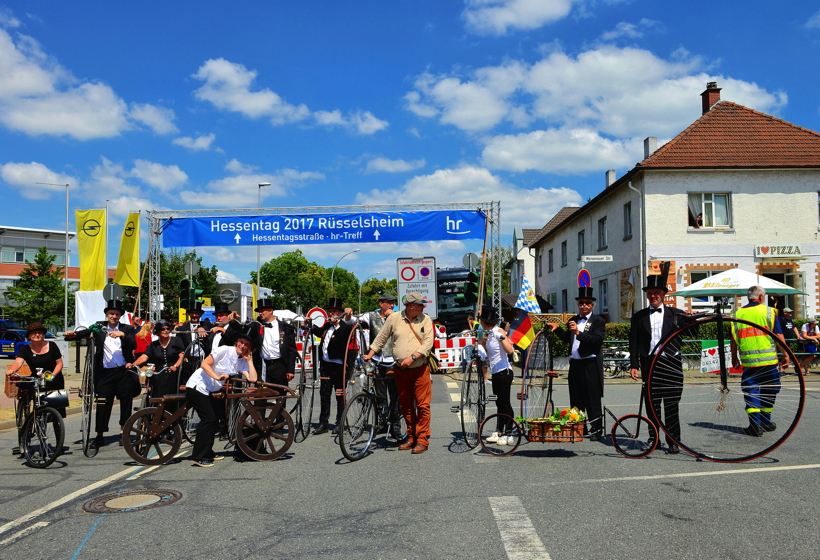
(436, 268), (479, 334)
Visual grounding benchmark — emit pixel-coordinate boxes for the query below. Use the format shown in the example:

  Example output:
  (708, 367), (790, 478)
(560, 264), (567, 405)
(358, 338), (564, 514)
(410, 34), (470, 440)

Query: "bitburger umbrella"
(670, 268), (804, 297)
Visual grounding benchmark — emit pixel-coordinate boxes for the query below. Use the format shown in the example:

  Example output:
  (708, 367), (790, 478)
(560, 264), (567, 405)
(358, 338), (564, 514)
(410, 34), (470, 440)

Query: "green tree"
(359, 277), (398, 313)
(253, 250), (334, 311)
(4, 247), (74, 329)
(327, 266), (359, 310)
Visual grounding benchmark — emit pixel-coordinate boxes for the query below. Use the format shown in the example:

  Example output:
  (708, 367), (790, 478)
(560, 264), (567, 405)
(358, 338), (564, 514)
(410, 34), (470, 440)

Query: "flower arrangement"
(547, 407), (586, 432)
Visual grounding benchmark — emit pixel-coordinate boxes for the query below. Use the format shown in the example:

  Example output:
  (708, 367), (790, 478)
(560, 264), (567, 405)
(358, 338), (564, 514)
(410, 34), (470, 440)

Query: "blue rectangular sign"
(162, 210), (486, 247)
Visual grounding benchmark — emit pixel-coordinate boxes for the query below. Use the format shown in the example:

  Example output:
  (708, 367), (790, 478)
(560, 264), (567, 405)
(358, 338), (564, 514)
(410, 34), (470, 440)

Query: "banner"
(76, 209), (107, 291)
(113, 213), (140, 287)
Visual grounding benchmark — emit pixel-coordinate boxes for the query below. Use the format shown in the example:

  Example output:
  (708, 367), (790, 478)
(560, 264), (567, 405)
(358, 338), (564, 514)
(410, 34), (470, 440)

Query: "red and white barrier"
(434, 334), (475, 370)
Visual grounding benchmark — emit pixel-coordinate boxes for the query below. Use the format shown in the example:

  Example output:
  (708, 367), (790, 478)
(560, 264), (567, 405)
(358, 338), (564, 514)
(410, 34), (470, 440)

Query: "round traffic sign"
(578, 269), (591, 288)
(420, 267), (431, 277)
(307, 307), (328, 328)
(400, 267), (416, 281)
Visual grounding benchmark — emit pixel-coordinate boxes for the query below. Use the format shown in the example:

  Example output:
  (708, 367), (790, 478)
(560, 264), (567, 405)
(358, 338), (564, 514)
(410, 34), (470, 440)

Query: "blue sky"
(1, 1), (819, 285)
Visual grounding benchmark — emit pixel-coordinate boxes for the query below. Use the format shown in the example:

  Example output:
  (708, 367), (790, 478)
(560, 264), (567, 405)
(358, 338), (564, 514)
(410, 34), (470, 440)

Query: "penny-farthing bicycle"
(647, 302), (805, 463)
(75, 326), (99, 458)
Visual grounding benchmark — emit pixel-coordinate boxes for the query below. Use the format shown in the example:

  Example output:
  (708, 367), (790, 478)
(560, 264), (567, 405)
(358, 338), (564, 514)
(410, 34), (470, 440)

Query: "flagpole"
(476, 216), (492, 317)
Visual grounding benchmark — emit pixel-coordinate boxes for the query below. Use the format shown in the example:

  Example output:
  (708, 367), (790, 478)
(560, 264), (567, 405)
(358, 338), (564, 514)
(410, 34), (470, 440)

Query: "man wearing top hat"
(310, 298), (356, 435)
(208, 302), (242, 349)
(66, 299), (138, 449)
(548, 287), (606, 439)
(178, 301), (213, 384)
(248, 298), (298, 388)
(629, 263), (695, 453)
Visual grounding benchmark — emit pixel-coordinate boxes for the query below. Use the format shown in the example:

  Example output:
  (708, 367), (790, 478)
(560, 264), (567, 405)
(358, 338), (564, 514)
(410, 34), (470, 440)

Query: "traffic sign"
(396, 257), (437, 319)
(578, 269), (591, 287)
(306, 307), (328, 328)
(163, 210), (486, 247)
(582, 255), (613, 262)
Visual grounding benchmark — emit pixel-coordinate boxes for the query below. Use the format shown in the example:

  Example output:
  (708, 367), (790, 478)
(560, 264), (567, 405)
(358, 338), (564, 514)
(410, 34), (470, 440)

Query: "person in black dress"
(128, 320), (185, 399)
(10, 323), (66, 417)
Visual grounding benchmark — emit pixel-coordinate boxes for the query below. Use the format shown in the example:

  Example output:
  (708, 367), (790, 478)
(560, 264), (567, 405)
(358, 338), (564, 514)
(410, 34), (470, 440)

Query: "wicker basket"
(5, 364), (32, 399)
(526, 421), (584, 443)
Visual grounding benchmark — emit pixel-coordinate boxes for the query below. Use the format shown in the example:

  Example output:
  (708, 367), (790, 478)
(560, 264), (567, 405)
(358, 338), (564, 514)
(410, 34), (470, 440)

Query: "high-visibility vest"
(733, 304), (778, 367)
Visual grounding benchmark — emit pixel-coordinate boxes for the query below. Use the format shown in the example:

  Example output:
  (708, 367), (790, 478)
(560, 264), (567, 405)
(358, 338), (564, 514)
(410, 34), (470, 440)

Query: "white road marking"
(446, 382), (459, 389)
(0, 522), (49, 546)
(450, 393), (460, 402)
(489, 496), (551, 560)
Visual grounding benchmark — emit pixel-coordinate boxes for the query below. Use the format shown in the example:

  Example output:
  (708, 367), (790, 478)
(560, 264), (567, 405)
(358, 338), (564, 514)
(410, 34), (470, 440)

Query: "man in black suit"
(629, 270), (694, 454)
(178, 301), (212, 385)
(207, 302), (242, 349)
(310, 298), (356, 435)
(248, 298), (298, 388)
(67, 299), (138, 449)
(549, 287), (606, 439)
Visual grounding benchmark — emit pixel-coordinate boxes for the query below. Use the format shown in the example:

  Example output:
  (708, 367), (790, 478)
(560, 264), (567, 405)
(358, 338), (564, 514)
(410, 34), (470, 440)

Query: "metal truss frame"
(146, 201), (501, 322)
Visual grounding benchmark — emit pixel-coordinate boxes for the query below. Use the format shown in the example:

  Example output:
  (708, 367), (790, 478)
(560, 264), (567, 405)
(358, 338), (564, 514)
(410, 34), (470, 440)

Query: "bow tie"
(261, 322), (273, 328)
(650, 307), (662, 314)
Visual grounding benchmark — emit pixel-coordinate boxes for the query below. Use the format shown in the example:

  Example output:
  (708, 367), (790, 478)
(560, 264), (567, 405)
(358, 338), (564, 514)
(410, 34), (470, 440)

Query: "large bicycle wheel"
(647, 315), (804, 463)
(479, 413), (522, 457)
(610, 414), (658, 459)
(520, 330), (554, 419)
(290, 354), (304, 441)
(460, 363), (483, 448)
(122, 407), (182, 466)
(339, 392), (376, 461)
(236, 402), (294, 460)
(179, 406), (199, 444)
(300, 345), (319, 438)
(603, 360), (618, 379)
(21, 407), (65, 468)
(80, 343), (96, 458)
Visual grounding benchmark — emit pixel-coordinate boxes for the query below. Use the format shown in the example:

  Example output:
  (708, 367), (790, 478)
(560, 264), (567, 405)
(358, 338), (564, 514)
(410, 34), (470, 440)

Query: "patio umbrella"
(669, 268), (804, 297)
(273, 309), (298, 320)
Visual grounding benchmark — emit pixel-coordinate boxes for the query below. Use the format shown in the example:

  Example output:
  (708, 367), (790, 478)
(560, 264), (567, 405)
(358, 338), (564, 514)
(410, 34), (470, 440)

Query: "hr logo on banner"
(447, 216), (470, 235)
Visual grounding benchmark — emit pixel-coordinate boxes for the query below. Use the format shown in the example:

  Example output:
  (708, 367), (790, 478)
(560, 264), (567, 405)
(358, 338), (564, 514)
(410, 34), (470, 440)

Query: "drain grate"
(83, 489), (182, 513)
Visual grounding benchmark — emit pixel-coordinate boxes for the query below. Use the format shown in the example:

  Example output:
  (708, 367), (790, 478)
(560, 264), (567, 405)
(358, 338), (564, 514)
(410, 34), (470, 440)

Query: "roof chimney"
(605, 169), (616, 188)
(701, 81), (721, 114)
(643, 137), (657, 159)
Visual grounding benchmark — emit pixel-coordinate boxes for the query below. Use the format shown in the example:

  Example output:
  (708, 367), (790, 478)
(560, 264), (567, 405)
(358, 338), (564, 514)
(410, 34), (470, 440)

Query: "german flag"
(507, 308), (535, 350)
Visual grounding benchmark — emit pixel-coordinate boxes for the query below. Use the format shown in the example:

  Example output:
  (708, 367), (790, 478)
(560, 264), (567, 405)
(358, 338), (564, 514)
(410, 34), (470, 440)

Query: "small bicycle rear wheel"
(122, 407), (182, 466)
(521, 331), (554, 419)
(479, 413), (522, 457)
(460, 363), (481, 448)
(179, 407), (199, 444)
(236, 402), (294, 460)
(22, 407), (65, 468)
(610, 414), (658, 459)
(339, 392), (376, 461)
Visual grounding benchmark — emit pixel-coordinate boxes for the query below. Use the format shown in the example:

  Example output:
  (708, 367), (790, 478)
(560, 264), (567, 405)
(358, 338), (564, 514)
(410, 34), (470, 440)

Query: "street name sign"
(397, 256), (437, 319)
(582, 255), (613, 262)
(163, 210), (486, 247)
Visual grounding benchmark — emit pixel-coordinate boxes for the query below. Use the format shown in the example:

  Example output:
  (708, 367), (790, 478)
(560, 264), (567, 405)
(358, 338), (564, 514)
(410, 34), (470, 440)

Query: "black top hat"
(327, 298), (343, 311)
(213, 302), (231, 314)
(643, 261), (671, 293)
(186, 301), (204, 314)
(477, 305), (499, 324)
(231, 325), (256, 349)
(575, 287), (596, 301)
(104, 299), (125, 313)
(254, 298), (275, 312)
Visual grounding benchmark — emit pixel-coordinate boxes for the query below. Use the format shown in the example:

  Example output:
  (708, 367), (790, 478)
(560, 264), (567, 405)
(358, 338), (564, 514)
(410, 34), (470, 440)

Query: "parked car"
(0, 329), (58, 358)
(0, 319), (20, 330)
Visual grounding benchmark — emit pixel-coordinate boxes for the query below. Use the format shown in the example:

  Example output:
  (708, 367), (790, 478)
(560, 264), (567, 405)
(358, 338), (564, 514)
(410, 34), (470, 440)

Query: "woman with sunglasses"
(128, 320), (185, 399)
(185, 330), (257, 467)
(10, 323), (65, 417)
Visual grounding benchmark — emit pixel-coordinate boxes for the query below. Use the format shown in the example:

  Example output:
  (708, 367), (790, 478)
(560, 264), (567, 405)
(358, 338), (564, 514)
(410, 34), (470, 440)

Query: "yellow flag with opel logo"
(113, 213), (140, 287)
(76, 209), (107, 291)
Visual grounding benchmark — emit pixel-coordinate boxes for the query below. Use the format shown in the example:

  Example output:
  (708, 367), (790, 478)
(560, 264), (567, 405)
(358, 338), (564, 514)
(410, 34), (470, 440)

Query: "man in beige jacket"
(364, 292), (434, 454)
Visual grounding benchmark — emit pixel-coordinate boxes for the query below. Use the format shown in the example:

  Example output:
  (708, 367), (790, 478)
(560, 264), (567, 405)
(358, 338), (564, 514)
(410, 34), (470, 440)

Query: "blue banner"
(162, 210), (486, 247)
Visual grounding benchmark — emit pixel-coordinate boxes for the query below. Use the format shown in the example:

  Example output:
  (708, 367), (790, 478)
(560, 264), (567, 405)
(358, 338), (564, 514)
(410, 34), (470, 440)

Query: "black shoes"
(743, 424), (763, 437)
(589, 432), (602, 442)
(313, 423), (328, 435)
(331, 426), (339, 435)
(667, 443), (680, 454)
(761, 421), (777, 432)
(90, 435), (104, 449)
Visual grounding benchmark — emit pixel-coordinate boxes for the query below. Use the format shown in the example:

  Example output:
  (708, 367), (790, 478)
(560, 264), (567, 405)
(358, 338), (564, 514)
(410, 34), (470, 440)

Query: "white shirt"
(187, 323), (205, 356)
(569, 315), (596, 360)
(321, 317), (356, 365)
(649, 305), (665, 354)
(485, 326), (511, 374)
(102, 323), (126, 368)
(186, 345), (250, 396)
(261, 320), (281, 361)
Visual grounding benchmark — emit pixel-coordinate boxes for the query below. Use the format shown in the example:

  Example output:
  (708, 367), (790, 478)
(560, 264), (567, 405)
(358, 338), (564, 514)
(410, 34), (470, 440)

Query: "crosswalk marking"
(489, 496), (551, 560)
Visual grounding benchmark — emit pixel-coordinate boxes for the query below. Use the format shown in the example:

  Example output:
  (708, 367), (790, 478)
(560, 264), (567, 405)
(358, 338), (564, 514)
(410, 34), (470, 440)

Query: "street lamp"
(358, 272), (381, 313)
(256, 182), (271, 291)
(37, 182), (70, 332)
(330, 248), (361, 287)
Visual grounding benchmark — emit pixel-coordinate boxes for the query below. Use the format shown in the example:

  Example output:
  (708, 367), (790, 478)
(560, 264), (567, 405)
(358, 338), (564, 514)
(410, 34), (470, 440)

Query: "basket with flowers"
(543, 407), (586, 442)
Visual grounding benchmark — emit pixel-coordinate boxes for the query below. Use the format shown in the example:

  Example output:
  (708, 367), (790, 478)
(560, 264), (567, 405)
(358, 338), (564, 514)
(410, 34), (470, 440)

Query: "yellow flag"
(75, 209), (107, 291)
(113, 213), (140, 287)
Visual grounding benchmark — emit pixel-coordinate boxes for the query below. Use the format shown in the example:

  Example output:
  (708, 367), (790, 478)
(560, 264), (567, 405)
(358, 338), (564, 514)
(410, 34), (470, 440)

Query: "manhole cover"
(83, 490), (182, 513)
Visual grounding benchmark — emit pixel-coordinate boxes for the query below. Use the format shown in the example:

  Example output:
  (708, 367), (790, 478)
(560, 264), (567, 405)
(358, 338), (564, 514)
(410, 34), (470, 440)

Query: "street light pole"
(256, 182), (271, 291)
(358, 272), (381, 313)
(330, 249), (361, 287)
(37, 182), (70, 332)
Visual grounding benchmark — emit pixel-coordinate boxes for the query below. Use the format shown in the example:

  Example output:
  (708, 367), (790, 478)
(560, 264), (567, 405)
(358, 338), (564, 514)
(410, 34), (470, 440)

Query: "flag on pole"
(76, 209), (107, 291)
(113, 213), (140, 287)
(507, 308), (536, 350)
(514, 273), (541, 314)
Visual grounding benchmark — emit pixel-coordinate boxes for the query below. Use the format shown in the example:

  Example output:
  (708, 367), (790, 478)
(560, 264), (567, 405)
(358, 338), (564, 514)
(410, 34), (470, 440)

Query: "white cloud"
(178, 169), (325, 208)
(806, 10), (820, 28)
(0, 161), (77, 200)
(354, 165), (582, 229)
(172, 133), (219, 151)
(225, 159), (259, 174)
(130, 160), (188, 191)
(482, 128), (643, 173)
(129, 103), (179, 135)
(192, 57), (388, 135)
(600, 19), (660, 41)
(462, 0), (581, 36)
(364, 157), (426, 174)
(0, 7), (21, 28)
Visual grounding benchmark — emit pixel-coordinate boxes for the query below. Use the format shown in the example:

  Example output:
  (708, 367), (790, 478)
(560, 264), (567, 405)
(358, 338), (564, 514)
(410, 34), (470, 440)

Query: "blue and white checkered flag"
(514, 274), (541, 314)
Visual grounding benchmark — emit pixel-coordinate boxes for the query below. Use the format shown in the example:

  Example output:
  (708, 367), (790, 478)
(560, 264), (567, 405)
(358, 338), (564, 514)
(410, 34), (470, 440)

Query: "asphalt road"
(0, 374), (818, 560)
